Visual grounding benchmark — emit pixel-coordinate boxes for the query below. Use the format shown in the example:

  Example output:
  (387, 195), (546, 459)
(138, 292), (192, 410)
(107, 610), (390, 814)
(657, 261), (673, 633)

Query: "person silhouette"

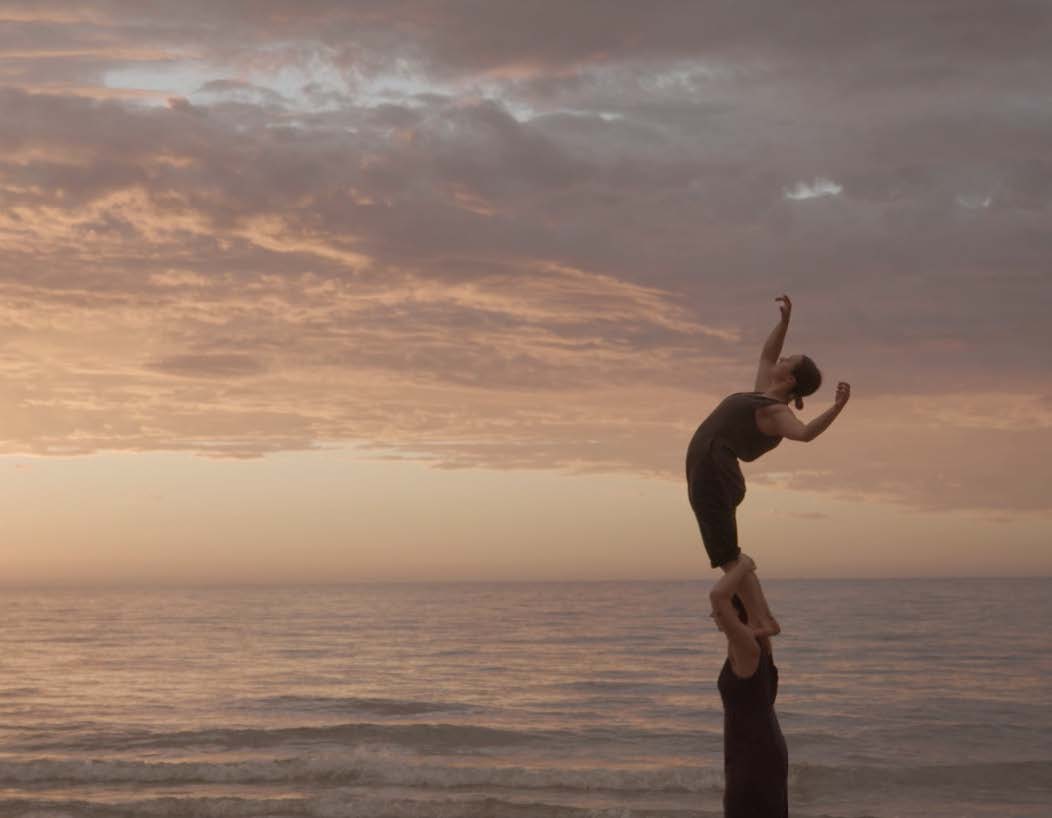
(686, 294), (850, 634)
(710, 555), (787, 818)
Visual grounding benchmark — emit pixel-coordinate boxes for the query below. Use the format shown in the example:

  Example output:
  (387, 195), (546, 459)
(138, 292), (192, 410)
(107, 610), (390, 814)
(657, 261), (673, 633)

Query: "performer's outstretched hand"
(835, 381), (851, 408)
(775, 294), (792, 323)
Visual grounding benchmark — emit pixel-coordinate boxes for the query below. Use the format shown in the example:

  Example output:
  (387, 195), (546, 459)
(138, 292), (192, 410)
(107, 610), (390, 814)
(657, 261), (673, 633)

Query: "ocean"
(0, 578), (1048, 818)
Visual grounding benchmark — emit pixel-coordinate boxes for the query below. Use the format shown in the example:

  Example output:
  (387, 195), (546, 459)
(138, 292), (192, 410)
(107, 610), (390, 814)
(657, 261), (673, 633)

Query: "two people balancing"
(687, 295), (850, 818)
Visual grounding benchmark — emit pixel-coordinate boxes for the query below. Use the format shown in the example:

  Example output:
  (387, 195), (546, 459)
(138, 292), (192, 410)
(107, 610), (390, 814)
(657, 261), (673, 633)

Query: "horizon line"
(1, 574), (1048, 591)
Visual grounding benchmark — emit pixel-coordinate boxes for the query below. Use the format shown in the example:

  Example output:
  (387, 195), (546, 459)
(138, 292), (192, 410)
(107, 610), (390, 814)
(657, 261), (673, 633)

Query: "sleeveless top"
(718, 645), (788, 817)
(685, 392), (784, 477)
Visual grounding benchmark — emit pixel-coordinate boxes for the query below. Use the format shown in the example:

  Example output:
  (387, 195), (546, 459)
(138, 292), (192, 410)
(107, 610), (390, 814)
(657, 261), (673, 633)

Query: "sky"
(1, 1), (1050, 585)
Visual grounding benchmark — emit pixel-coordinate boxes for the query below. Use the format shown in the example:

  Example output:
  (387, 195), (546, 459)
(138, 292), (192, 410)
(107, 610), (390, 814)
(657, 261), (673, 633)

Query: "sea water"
(0, 578), (1048, 818)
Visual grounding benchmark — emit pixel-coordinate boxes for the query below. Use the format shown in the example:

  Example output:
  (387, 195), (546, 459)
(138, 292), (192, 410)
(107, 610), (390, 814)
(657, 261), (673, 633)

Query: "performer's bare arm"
(710, 555), (762, 677)
(754, 295), (791, 392)
(761, 384), (851, 441)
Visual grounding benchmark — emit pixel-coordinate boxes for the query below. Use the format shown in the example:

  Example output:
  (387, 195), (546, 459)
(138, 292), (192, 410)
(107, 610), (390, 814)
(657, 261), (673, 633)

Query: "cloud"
(146, 354), (268, 378)
(784, 178), (843, 201)
(771, 510), (831, 520)
(0, 4), (1051, 515)
(748, 393), (1052, 514)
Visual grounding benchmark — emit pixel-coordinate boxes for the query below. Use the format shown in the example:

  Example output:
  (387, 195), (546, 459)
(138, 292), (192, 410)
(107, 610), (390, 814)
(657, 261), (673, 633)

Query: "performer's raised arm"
(754, 294), (791, 392)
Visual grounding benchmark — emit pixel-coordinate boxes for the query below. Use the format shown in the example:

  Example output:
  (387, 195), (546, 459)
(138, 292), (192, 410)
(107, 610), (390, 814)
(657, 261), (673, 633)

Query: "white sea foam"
(0, 751), (724, 793)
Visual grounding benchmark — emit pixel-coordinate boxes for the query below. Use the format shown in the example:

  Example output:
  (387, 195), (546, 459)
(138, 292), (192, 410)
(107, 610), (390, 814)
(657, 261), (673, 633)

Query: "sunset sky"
(1, 1), (1049, 585)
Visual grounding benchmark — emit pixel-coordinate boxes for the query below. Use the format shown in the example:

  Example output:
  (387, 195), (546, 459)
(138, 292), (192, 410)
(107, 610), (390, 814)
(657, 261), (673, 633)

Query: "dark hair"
(731, 593), (748, 624)
(791, 355), (822, 410)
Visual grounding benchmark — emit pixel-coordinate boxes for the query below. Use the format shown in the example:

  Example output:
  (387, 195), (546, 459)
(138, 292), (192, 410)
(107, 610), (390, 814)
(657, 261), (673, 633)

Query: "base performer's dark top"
(685, 392), (784, 567)
(718, 644), (788, 818)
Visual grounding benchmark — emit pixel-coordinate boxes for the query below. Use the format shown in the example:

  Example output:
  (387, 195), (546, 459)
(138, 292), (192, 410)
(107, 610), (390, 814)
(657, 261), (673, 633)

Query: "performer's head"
(775, 354), (822, 410)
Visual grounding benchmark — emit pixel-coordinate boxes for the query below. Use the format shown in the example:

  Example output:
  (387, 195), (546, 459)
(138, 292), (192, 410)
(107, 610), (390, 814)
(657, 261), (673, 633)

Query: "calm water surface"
(0, 578), (1048, 817)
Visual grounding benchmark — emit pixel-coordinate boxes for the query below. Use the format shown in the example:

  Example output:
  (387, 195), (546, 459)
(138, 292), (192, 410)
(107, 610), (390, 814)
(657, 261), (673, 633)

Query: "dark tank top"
(718, 645), (788, 818)
(685, 392), (783, 481)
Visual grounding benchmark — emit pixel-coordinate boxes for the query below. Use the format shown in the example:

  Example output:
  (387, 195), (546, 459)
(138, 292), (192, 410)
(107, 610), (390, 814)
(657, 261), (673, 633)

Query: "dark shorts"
(687, 450), (746, 569)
